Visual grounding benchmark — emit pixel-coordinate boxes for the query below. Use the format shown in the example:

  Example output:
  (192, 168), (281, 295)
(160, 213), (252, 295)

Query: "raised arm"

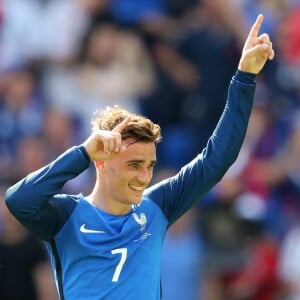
(5, 147), (91, 239)
(146, 14), (275, 223)
(5, 116), (133, 239)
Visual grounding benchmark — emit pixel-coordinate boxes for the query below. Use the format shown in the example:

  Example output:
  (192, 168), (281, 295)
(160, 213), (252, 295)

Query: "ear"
(95, 161), (104, 168)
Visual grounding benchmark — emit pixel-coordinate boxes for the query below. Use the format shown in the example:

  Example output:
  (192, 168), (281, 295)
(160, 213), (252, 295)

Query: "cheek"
(106, 166), (131, 186)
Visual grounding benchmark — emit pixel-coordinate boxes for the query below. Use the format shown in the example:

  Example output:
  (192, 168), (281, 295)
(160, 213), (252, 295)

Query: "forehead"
(121, 140), (157, 161)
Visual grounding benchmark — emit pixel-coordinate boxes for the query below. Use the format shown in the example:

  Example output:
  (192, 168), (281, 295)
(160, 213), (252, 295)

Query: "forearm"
(203, 70), (256, 177)
(5, 146), (90, 230)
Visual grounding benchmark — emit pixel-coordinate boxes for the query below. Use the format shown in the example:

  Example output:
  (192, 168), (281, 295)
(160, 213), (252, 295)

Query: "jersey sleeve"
(145, 70), (256, 225)
(5, 146), (91, 240)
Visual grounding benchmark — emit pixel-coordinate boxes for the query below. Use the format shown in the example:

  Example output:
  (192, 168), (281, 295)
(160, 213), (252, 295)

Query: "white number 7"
(111, 248), (127, 282)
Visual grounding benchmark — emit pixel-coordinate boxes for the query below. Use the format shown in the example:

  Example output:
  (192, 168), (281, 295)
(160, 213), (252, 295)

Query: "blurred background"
(1, 0), (300, 299)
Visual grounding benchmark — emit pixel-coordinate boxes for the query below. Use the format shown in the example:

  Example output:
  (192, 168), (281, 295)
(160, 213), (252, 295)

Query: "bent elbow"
(5, 184), (20, 215)
(5, 181), (28, 218)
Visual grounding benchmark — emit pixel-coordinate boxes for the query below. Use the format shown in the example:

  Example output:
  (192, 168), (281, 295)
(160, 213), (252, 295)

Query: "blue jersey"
(6, 71), (255, 300)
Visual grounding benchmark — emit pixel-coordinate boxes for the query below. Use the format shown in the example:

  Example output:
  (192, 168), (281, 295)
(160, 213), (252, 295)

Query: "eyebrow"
(127, 159), (157, 166)
(124, 140), (138, 148)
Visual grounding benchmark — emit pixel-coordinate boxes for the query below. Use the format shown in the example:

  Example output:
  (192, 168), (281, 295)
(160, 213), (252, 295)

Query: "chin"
(130, 195), (143, 205)
(132, 197), (143, 204)
(128, 190), (144, 204)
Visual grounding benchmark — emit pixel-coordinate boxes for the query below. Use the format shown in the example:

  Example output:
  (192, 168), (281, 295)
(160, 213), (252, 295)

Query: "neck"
(86, 187), (132, 216)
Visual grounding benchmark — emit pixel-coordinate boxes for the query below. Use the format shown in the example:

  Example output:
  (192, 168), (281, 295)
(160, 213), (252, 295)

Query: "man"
(5, 14), (274, 300)
(0, 183), (59, 300)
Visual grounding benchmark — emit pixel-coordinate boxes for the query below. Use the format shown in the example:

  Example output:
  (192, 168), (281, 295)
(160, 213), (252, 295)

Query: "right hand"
(82, 117), (131, 161)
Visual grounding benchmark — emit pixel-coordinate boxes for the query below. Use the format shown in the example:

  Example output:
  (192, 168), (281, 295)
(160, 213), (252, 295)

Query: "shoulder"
(50, 194), (81, 223)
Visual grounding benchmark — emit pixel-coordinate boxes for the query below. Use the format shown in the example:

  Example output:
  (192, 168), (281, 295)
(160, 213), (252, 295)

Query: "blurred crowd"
(1, 0), (300, 299)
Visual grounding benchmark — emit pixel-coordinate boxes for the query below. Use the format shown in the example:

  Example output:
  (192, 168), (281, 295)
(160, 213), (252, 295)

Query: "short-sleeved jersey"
(6, 71), (256, 299)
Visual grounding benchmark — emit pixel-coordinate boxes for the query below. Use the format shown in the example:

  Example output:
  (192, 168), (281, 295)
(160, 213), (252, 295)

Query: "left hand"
(238, 14), (275, 74)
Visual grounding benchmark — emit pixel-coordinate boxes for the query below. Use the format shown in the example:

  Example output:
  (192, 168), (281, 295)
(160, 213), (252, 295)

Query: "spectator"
(0, 66), (45, 182)
(278, 224), (300, 300)
(43, 21), (155, 138)
(0, 0), (107, 69)
(161, 208), (205, 300)
(0, 183), (59, 300)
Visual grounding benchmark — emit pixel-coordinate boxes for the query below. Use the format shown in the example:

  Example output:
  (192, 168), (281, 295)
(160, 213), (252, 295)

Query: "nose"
(137, 167), (152, 185)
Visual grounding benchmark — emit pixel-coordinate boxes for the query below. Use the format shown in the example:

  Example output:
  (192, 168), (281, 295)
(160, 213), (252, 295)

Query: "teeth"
(130, 185), (144, 191)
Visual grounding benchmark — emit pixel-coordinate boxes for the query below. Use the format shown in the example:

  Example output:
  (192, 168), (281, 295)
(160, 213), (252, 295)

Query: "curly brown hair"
(91, 106), (162, 143)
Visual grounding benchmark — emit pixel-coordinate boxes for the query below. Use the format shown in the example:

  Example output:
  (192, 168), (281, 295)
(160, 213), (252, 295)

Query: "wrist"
(79, 144), (92, 161)
(234, 70), (256, 84)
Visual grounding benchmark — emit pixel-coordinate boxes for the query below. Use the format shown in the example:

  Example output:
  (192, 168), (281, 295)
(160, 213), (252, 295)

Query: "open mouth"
(129, 184), (145, 192)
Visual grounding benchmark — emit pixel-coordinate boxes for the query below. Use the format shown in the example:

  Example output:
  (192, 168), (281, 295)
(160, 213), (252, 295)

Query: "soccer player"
(5, 14), (274, 300)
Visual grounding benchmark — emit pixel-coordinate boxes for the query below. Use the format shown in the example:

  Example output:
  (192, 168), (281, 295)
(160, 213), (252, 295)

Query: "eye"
(148, 161), (156, 169)
(128, 163), (139, 170)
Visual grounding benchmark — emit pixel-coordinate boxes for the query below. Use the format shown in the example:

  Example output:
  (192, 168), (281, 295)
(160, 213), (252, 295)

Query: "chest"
(54, 199), (167, 261)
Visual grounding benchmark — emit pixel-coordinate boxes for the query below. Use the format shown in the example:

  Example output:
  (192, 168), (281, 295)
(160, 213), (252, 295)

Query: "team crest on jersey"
(132, 213), (147, 232)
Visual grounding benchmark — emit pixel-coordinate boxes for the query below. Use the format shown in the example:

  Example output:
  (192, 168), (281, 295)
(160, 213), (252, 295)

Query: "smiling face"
(90, 105), (161, 214)
(96, 139), (157, 214)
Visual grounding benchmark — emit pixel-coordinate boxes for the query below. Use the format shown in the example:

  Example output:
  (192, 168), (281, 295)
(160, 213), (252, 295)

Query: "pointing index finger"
(112, 116), (131, 133)
(248, 14), (264, 39)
